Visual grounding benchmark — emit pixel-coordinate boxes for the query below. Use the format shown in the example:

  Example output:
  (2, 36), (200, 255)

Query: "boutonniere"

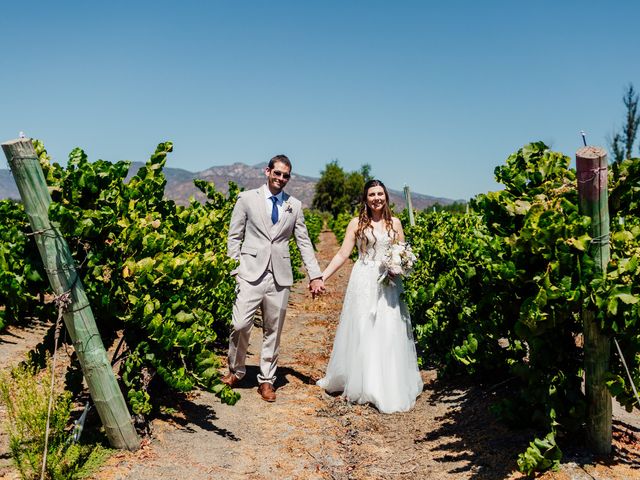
(284, 200), (293, 214)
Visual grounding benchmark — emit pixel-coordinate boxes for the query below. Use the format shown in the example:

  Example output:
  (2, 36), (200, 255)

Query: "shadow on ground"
(156, 391), (240, 442)
(216, 364), (315, 390)
(610, 419), (640, 466)
(417, 375), (640, 479)
(558, 419), (640, 470)
(416, 375), (539, 479)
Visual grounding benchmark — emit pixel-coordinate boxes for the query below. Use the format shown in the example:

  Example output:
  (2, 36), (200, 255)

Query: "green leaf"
(617, 293), (639, 305)
(566, 234), (591, 251)
(144, 302), (155, 316)
(608, 297), (618, 316)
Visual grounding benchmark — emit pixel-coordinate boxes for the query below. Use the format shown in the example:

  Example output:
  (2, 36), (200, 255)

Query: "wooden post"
(2, 138), (139, 451)
(576, 145), (611, 455)
(403, 185), (415, 226)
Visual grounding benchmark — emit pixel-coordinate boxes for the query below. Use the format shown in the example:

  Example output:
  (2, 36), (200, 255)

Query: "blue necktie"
(270, 196), (278, 224)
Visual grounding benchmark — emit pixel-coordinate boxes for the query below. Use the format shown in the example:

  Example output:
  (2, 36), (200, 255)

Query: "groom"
(222, 154), (325, 402)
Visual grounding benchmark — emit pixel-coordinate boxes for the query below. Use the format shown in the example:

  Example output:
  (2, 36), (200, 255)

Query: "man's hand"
(309, 278), (325, 298)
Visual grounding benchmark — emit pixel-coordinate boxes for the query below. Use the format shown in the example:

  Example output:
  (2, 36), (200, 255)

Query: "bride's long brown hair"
(355, 180), (397, 253)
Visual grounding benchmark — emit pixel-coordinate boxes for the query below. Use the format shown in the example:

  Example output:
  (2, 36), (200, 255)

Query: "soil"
(1, 230), (639, 479)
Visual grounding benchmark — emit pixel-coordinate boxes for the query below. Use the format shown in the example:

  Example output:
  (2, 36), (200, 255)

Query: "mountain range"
(0, 162), (456, 210)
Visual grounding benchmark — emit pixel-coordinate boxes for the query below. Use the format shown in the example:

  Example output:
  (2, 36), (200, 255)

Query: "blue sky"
(1, 1), (639, 200)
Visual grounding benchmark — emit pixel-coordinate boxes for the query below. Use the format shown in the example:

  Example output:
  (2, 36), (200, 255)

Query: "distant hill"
(0, 169), (19, 200)
(1, 162), (457, 210)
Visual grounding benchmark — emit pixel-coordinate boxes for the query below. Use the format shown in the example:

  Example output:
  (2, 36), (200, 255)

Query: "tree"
(610, 132), (625, 164)
(312, 161), (348, 218)
(312, 160), (373, 218)
(609, 84), (640, 163)
(360, 164), (373, 183)
(345, 171), (365, 210)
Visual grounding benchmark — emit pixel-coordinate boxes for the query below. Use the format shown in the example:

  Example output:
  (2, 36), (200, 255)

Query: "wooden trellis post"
(2, 138), (139, 451)
(576, 145), (611, 455)
(403, 185), (415, 226)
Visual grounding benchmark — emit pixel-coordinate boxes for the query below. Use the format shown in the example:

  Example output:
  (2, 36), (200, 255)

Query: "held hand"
(309, 278), (326, 298)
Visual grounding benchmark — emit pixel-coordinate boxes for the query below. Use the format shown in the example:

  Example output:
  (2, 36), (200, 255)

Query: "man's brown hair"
(268, 154), (292, 171)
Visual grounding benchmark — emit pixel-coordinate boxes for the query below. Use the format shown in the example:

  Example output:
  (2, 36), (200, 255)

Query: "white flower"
(378, 242), (417, 285)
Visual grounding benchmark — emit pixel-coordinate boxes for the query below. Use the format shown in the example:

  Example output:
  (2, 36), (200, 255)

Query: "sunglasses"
(271, 170), (291, 180)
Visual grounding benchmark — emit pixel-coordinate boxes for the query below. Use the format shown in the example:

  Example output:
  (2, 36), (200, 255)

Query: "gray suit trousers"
(228, 271), (290, 384)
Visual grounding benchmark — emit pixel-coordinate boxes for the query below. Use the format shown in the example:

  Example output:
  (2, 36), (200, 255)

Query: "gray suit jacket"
(227, 185), (322, 286)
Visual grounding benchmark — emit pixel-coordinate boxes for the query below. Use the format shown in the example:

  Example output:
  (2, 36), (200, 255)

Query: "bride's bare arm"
(393, 217), (405, 242)
(322, 217), (358, 282)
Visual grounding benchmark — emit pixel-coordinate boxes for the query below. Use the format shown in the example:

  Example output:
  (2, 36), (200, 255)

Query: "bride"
(317, 179), (423, 413)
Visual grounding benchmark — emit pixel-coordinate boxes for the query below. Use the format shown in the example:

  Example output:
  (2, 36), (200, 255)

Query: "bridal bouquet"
(378, 242), (417, 285)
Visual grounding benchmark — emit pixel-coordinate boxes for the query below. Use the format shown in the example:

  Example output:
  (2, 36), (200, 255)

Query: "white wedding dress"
(317, 228), (423, 413)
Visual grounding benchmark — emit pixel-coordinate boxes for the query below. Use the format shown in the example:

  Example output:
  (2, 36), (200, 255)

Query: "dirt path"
(92, 229), (492, 480)
(2, 231), (639, 479)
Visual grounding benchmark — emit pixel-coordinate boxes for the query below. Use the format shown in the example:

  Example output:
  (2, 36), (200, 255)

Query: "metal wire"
(613, 337), (640, 410)
(40, 290), (72, 480)
(577, 166), (608, 184)
(590, 233), (610, 246)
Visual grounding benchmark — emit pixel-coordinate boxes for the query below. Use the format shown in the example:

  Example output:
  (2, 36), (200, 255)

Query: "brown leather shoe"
(258, 382), (276, 402)
(221, 373), (240, 388)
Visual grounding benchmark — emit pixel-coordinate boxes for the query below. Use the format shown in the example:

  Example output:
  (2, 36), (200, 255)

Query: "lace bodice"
(357, 228), (394, 263)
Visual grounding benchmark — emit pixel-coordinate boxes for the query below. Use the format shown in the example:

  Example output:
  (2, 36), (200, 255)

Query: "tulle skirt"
(317, 259), (423, 413)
